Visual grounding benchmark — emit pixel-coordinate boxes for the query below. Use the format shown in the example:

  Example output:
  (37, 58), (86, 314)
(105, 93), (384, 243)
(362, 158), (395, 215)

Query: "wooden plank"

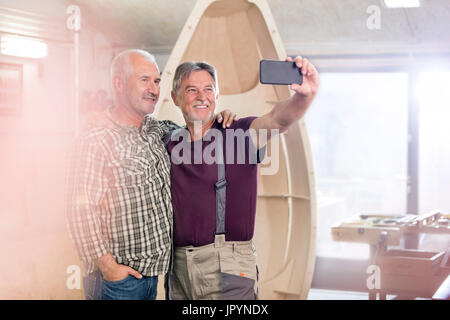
(377, 249), (445, 276)
(415, 210), (442, 227)
(225, 10), (260, 92)
(381, 273), (447, 298)
(258, 194), (310, 200)
(331, 225), (402, 246)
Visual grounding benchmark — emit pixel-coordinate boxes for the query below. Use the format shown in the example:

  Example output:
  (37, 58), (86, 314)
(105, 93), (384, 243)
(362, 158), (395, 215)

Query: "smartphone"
(260, 59), (303, 85)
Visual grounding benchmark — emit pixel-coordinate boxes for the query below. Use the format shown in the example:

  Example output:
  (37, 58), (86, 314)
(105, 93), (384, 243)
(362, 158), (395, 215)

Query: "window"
(305, 72), (409, 259)
(418, 72), (450, 213)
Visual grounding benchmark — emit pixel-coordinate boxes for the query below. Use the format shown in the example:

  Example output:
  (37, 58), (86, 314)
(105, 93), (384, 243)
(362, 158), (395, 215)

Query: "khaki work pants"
(166, 235), (258, 300)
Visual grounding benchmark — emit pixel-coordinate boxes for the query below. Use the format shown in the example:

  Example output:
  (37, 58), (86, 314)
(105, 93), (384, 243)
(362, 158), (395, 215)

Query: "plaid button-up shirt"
(66, 114), (179, 276)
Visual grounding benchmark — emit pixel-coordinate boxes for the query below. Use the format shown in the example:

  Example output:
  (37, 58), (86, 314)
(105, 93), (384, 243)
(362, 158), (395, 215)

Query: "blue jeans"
(83, 269), (158, 300)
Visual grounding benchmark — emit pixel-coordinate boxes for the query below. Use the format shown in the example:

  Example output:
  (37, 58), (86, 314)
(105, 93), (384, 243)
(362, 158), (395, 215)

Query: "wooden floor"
(306, 289), (432, 300)
(307, 289), (369, 300)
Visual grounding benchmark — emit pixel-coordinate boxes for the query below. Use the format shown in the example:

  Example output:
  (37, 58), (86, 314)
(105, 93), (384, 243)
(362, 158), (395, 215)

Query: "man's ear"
(171, 91), (180, 107)
(113, 76), (123, 93)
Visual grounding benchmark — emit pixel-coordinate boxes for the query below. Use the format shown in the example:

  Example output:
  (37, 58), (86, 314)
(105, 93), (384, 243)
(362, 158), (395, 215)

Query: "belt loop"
(214, 234), (226, 248)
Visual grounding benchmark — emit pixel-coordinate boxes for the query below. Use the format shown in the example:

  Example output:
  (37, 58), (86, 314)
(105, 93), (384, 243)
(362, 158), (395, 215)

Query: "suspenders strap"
(214, 134), (227, 239)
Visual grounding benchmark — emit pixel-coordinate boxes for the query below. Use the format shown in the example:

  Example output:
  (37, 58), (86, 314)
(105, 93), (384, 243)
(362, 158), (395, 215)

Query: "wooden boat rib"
(155, 0), (316, 300)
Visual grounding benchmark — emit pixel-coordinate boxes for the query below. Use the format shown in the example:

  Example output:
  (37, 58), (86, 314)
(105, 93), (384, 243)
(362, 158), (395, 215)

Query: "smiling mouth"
(194, 105), (209, 109)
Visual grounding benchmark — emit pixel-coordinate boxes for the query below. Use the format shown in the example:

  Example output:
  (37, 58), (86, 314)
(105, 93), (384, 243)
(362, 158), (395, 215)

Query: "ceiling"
(1, 0), (450, 55)
(71, 0), (450, 55)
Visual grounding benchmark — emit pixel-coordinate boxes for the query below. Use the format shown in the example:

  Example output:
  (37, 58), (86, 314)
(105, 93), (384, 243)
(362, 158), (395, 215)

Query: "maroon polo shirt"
(167, 117), (263, 247)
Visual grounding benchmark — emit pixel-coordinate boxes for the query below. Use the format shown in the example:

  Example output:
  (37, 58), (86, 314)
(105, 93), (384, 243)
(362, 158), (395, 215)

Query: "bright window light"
(417, 71), (450, 108)
(1, 35), (48, 59)
(383, 0), (421, 8)
(305, 73), (408, 260)
(417, 71), (450, 214)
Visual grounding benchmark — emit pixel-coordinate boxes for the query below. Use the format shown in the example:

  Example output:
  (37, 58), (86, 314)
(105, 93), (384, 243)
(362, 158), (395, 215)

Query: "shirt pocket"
(114, 145), (153, 186)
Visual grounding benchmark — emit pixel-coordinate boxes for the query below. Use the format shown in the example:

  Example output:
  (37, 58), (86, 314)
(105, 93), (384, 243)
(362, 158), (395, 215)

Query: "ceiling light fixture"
(382, 0), (421, 8)
(1, 35), (48, 59)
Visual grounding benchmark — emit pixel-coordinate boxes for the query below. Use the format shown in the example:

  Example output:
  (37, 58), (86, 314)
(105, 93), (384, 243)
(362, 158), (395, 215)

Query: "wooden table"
(331, 212), (450, 299)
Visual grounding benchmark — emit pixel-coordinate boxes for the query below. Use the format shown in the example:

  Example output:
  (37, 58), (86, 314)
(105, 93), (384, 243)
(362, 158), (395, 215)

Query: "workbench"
(332, 211), (450, 299)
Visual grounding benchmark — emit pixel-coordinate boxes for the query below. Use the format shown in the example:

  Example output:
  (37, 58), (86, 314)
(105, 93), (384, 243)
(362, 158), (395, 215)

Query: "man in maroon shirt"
(165, 57), (319, 300)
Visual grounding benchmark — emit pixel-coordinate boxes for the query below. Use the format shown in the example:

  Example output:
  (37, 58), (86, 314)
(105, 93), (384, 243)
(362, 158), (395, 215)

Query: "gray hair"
(110, 49), (157, 85)
(172, 61), (219, 97)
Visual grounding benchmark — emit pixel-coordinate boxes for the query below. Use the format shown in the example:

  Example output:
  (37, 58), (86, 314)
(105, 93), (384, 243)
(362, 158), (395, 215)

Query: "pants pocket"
(101, 275), (154, 300)
(219, 248), (258, 300)
(220, 272), (257, 300)
(191, 252), (221, 299)
(83, 270), (102, 300)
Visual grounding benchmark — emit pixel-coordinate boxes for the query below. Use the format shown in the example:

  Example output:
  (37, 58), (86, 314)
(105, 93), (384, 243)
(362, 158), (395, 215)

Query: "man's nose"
(146, 81), (158, 93)
(197, 89), (206, 99)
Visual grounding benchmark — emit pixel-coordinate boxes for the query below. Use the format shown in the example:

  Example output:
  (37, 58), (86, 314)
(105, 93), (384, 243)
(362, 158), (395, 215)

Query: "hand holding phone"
(259, 59), (303, 85)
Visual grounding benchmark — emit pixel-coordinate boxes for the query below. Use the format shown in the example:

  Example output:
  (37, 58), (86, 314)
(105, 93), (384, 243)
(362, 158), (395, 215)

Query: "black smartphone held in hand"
(260, 59), (303, 85)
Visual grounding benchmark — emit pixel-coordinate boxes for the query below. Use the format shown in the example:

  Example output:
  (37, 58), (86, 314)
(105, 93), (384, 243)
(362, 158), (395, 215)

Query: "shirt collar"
(105, 108), (137, 131)
(140, 114), (160, 140)
(105, 109), (160, 141)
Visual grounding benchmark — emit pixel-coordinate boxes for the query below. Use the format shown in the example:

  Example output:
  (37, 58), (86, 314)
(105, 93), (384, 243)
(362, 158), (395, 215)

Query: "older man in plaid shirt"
(66, 49), (176, 300)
